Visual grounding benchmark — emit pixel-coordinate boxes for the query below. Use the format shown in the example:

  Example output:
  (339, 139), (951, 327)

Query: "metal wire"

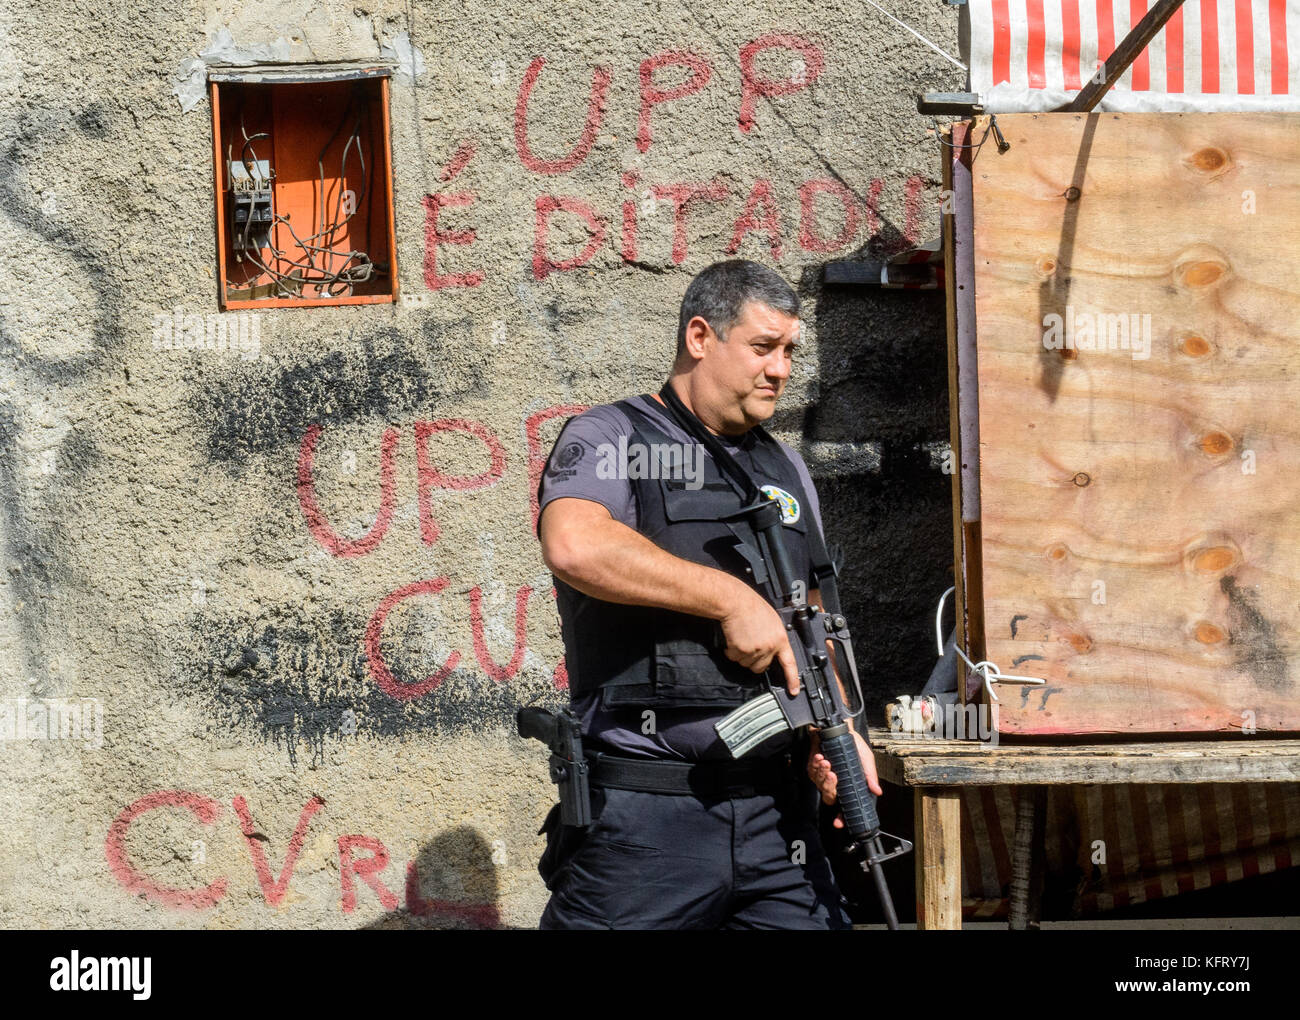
(935, 586), (1046, 704)
(930, 117), (996, 155)
(862, 0), (968, 71)
(230, 87), (379, 301)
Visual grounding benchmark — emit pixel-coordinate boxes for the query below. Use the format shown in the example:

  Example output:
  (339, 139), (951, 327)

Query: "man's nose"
(765, 350), (792, 379)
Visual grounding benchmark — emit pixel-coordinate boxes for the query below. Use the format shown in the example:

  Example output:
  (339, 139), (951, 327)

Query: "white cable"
(936, 585), (952, 656)
(935, 587), (1045, 703)
(862, 0), (968, 72)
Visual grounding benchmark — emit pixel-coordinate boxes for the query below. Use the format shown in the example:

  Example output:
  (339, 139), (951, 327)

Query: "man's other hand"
(719, 583), (801, 695)
(807, 728), (883, 828)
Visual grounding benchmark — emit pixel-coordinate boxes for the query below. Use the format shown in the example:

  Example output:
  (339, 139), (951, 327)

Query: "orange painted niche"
(209, 65), (398, 309)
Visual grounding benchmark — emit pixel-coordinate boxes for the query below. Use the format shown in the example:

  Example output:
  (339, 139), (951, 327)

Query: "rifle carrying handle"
(819, 723), (881, 839)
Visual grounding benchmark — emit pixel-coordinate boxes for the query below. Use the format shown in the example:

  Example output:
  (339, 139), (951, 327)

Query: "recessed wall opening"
(210, 65), (398, 309)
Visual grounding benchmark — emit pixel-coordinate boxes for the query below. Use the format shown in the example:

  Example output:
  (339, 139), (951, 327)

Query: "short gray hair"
(675, 260), (799, 358)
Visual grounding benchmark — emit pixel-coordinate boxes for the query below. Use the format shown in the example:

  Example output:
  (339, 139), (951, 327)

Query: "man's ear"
(681, 315), (715, 362)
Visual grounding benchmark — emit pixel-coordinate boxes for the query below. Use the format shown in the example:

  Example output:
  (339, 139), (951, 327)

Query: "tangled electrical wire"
(923, 113), (1011, 163)
(231, 87), (381, 300)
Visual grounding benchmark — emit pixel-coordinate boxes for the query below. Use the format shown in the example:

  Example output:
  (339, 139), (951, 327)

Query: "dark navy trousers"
(537, 782), (849, 930)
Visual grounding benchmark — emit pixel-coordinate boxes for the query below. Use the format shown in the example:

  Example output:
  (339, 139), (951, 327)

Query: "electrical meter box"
(210, 65), (398, 308)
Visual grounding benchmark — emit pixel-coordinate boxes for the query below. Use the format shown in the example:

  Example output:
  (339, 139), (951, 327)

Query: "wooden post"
(1007, 786), (1047, 930)
(915, 787), (962, 930)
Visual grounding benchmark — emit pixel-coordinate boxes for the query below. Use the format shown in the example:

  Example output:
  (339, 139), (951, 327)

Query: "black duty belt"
(586, 750), (799, 798)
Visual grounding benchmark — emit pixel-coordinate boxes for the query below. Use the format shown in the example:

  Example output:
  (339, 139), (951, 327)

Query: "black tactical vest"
(544, 397), (819, 710)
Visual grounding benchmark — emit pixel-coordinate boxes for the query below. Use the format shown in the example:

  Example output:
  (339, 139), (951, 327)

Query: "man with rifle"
(524, 259), (909, 929)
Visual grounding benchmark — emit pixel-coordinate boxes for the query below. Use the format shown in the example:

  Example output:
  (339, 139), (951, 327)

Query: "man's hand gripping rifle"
(714, 494), (913, 929)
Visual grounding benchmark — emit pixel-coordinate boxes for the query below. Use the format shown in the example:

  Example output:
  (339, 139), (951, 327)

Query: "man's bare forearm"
(543, 508), (745, 622)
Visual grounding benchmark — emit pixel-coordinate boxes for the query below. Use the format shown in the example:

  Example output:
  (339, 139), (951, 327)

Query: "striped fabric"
(966, 1), (1300, 110)
(959, 783), (1300, 918)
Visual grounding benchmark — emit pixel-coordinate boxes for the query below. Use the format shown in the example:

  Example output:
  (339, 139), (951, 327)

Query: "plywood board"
(968, 112), (1300, 735)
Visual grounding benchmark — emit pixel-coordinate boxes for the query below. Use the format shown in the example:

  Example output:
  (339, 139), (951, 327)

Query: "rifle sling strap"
(655, 382), (842, 614)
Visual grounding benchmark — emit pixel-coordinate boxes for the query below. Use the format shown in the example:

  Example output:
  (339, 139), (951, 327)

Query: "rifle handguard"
(818, 723), (880, 839)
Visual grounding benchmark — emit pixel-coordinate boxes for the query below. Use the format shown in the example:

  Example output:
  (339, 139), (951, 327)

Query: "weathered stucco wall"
(0, 0), (961, 927)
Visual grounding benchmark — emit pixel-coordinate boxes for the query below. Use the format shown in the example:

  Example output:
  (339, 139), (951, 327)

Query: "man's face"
(696, 300), (799, 432)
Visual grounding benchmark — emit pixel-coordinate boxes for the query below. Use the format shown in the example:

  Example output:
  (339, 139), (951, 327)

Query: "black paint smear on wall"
(1221, 575), (1290, 689)
(186, 606), (564, 766)
(0, 106), (122, 384)
(0, 406), (62, 688)
(0, 106), (121, 687)
(74, 103), (111, 139)
(196, 318), (486, 470)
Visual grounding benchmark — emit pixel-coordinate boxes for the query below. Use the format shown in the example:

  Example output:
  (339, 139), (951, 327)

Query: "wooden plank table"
(868, 728), (1300, 929)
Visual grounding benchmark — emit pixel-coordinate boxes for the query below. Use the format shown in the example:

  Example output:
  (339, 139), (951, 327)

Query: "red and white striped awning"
(965, 1), (1300, 112)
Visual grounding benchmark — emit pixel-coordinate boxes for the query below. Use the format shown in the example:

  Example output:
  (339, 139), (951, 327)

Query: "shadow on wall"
(771, 245), (952, 716)
(363, 825), (504, 929)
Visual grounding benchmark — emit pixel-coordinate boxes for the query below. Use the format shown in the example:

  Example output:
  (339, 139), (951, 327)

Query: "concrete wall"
(0, 0), (961, 927)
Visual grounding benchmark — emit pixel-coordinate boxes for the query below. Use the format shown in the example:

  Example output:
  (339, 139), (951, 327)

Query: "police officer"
(533, 259), (881, 929)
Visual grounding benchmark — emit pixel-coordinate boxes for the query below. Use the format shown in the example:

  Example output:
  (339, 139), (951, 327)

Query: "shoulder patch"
(760, 484), (800, 524)
(555, 443), (585, 469)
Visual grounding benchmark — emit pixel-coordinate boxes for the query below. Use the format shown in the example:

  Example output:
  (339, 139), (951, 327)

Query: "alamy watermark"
(888, 694), (999, 747)
(595, 437), (707, 490)
(0, 696), (103, 749)
(152, 306), (262, 361)
(1042, 305), (1151, 361)
(50, 952), (150, 999)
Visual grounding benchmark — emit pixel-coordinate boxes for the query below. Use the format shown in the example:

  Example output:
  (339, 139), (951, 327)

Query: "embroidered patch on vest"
(760, 484), (800, 524)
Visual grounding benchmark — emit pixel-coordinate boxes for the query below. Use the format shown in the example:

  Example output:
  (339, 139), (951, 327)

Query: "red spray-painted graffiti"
(297, 406), (587, 698)
(649, 178), (729, 265)
(799, 179), (859, 253)
(296, 419), (506, 554)
(737, 33), (824, 134)
(514, 56), (612, 175)
(105, 791), (501, 926)
(364, 578), (462, 700)
(414, 418), (507, 545)
(637, 51), (712, 153)
(422, 192), (486, 291)
(421, 35), (931, 286)
(533, 195), (607, 281)
(521, 172), (926, 280)
(517, 34), (821, 160)
(105, 791), (228, 910)
(338, 834), (398, 912)
(726, 179), (784, 260)
(233, 793), (324, 907)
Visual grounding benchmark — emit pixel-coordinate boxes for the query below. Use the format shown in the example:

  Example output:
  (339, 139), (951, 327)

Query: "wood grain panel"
(968, 112), (1300, 735)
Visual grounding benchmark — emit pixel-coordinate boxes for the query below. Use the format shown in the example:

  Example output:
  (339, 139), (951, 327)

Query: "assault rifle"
(713, 494), (912, 928)
(654, 382), (913, 928)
